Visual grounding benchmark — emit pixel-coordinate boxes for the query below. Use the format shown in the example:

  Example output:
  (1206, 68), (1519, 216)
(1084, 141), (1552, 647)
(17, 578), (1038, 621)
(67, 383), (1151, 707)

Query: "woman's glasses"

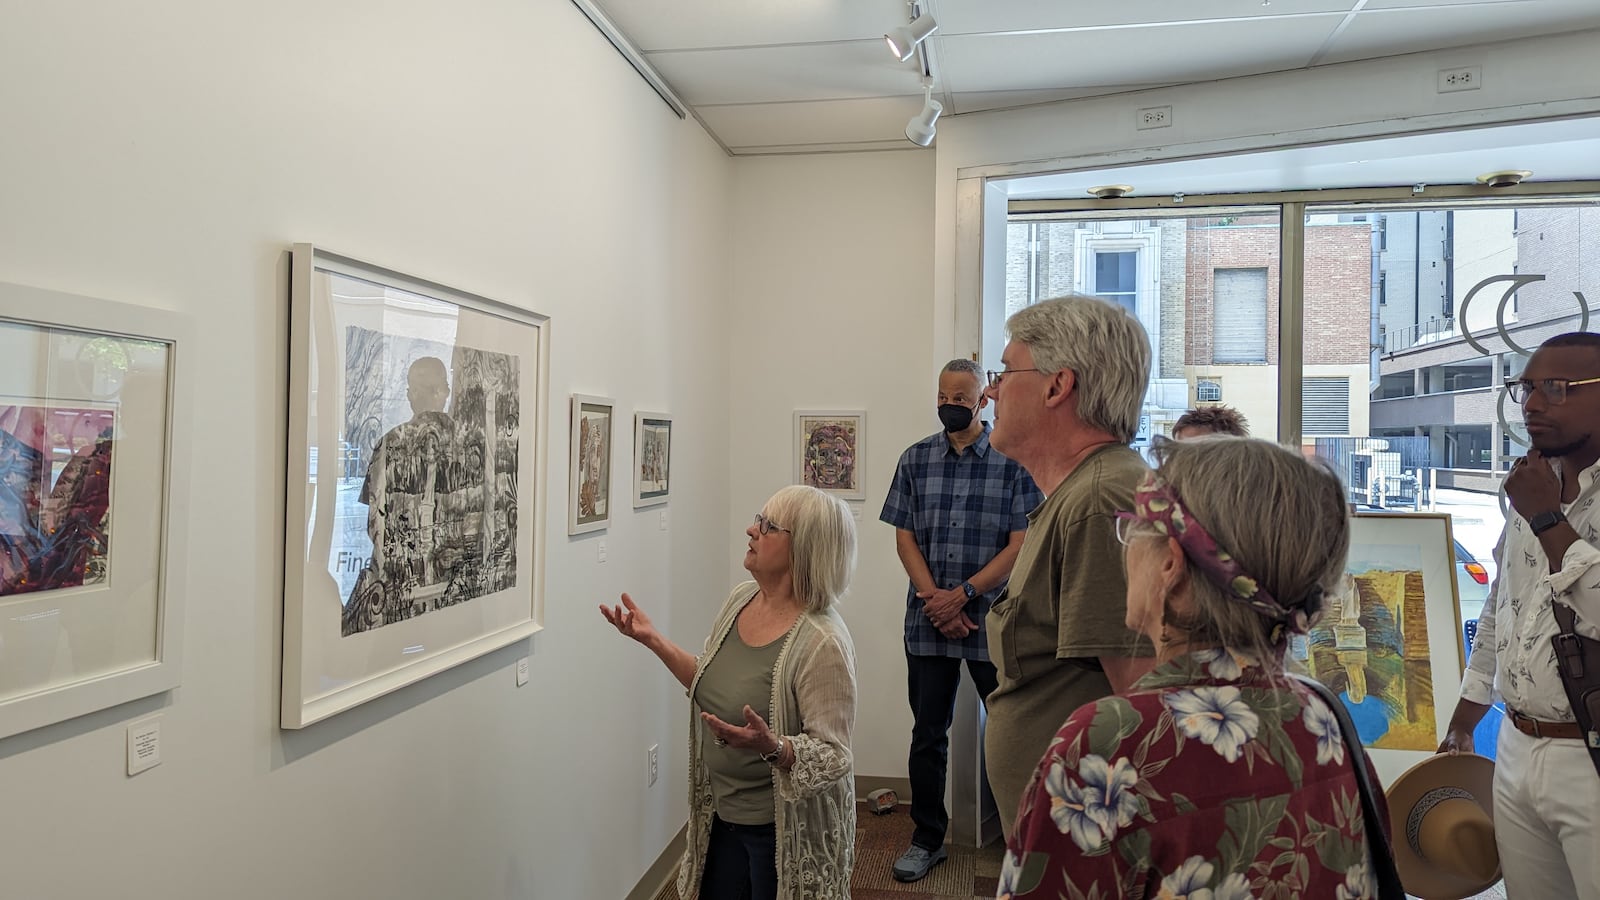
(754, 513), (791, 535)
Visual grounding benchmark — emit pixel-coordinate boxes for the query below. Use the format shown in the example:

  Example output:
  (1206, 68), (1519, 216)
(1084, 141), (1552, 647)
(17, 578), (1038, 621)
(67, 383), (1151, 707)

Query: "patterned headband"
(1118, 474), (1310, 637)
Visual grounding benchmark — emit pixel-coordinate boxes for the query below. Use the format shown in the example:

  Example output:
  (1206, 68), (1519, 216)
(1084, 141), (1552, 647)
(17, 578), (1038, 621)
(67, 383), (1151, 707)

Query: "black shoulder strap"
(1289, 673), (1407, 899)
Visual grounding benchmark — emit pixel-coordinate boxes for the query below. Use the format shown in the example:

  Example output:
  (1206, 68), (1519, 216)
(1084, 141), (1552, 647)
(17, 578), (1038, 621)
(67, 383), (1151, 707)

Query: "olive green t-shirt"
(983, 443), (1154, 836)
(694, 627), (784, 825)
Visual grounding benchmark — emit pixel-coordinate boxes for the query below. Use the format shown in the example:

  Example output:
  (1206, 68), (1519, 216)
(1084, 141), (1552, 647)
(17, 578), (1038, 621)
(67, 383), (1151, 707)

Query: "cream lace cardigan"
(676, 581), (857, 899)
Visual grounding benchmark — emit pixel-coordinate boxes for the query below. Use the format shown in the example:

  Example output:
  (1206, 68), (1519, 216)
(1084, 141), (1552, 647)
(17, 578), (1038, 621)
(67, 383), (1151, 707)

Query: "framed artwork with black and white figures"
(0, 280), (193, 740)
(633, 411), (671, 509)
(283, 244), (548, 729)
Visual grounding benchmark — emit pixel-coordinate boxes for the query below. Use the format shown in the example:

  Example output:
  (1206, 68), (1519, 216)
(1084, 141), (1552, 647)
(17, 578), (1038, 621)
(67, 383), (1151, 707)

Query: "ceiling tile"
(938, 16), (1338, 94)
(590, 0), (908, 51)
(933, 0), (1356, 34)
(698, 96), (928, 149)
(1319, 0), (1600, 64)
(648, 43), (924, 105)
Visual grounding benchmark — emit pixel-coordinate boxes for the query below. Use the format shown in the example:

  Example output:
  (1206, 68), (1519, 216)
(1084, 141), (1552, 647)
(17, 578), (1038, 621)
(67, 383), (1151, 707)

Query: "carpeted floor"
(653, 801), (1002, 900)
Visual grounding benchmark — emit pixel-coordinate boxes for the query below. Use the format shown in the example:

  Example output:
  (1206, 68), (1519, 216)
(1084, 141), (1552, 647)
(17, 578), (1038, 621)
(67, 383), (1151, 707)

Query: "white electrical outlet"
(1136, 105), (1172, 130)
(647, 744), (659, 787)
(1437, 66), (1481, 93)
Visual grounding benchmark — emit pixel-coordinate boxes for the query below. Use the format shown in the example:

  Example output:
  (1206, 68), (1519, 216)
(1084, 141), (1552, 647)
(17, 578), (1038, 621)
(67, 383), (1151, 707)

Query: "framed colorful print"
(793, 410), (866, 501)
(283, 244), (548, 729)
(632, 411), (671, 509)
(1290, 512), (1466, 786)
(0, 280), (192, 740)
(568, 394), (614, 535)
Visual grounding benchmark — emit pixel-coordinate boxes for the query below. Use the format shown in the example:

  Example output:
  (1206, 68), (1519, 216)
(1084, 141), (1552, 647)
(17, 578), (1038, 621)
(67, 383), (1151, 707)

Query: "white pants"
(1493, 720), (1600, 899)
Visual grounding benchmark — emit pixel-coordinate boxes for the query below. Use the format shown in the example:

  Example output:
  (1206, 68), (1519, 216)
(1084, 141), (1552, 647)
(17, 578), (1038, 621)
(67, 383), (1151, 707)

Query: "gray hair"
(1006, 296), (1151, 443)
(1130, 437), (1350, 666)
(942, 358), (982, 381)
(762, 485), (857, 613)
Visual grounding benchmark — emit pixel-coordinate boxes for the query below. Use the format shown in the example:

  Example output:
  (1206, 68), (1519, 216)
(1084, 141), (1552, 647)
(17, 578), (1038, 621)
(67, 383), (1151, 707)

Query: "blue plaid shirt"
(879, 425), (1042, 660)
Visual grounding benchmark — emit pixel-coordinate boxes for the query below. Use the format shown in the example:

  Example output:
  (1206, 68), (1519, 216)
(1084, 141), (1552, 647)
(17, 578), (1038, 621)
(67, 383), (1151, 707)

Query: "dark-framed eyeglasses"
(1505, 376), (1600, 405)
(985, 368), (1051, 388)
(754, 513), (791, 536)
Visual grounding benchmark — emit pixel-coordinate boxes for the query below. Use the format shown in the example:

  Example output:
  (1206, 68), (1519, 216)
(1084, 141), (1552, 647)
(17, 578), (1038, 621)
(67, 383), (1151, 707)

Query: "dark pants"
(907, 652), (999, 851)
(701, 815), (778, 900)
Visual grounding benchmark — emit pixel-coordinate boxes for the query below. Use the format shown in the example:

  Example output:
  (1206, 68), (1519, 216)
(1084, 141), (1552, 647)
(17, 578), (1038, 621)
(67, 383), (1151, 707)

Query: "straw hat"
(1387, 752), (1500, 900)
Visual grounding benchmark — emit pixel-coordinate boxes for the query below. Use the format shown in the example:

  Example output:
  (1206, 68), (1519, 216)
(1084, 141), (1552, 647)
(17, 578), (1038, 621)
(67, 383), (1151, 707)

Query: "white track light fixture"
(885, 13), (938, 62)
(905, 87), (942, 146)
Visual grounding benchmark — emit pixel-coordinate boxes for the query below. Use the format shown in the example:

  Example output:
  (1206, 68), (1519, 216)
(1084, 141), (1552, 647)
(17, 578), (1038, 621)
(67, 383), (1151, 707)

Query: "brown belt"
(1508, 707), (1584, 740)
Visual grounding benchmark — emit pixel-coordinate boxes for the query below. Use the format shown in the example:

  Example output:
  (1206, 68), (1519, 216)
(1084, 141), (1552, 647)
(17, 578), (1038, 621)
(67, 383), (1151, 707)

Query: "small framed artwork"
(569, 395), (614, 534)
(284, 244), (548, 729)
(1291, 512), (1465, 786)
(633, 411), (671, 509)
(0, 280), (193, 740)
(794, 410), (866, 501)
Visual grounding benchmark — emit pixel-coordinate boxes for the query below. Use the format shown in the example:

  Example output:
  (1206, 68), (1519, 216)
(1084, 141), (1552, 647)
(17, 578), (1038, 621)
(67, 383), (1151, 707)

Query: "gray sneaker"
(891, 844), (948, 882)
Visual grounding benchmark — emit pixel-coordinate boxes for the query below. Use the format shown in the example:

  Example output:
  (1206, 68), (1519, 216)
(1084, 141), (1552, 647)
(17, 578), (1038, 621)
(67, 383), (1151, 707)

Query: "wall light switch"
(127, 717), (162, 776)
(516, 656), (530, 686)
(597, 540), (607, 563)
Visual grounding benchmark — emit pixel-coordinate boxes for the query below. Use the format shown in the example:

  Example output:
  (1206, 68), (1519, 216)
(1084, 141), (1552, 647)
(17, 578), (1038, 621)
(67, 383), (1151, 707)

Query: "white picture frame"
(1293, 511), (1465, 786)
(632, 411), (671, 509)
(793, 410), (866, 501)
(568, 394), (614, 534)
(0, 280), (192, 740)
(283, 244), (548, 729)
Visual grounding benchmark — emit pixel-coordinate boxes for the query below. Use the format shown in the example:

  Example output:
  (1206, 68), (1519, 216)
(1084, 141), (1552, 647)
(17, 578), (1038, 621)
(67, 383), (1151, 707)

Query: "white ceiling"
(587, 0), (1600, 156)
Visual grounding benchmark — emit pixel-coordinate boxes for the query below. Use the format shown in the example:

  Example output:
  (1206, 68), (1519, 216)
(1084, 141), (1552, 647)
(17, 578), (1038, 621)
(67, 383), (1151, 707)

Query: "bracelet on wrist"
(760, 736), (785, 764)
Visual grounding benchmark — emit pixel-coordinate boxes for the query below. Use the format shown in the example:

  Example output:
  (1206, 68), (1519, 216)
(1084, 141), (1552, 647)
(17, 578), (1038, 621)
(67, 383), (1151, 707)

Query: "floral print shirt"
(1000, 650), (1386, 900)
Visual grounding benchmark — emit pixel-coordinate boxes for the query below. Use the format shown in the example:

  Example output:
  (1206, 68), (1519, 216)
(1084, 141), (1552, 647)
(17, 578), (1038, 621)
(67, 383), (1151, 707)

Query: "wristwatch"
(961, 581), (978, 600)
(1530, 509), (1569, 535)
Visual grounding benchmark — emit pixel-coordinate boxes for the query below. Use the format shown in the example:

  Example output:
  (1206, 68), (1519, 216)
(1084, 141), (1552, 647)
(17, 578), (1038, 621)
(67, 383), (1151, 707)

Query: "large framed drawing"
(284, 245), (548, 729)
(568, 395), (614, 534)
(794, 410), (866, 501)
(0, 280), (192, 740)
(633, 411), (671, 509)
(1293, 512), (1465, 786)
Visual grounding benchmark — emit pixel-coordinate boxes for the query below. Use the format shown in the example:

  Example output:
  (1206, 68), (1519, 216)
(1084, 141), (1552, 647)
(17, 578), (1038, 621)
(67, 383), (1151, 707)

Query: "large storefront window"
(1006, 198), (1600, 624)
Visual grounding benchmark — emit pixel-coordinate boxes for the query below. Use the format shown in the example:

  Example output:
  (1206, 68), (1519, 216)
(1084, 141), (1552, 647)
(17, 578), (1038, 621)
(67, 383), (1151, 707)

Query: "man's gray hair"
(1005, 296), (1151, 443)
(942, 358), (983, 381)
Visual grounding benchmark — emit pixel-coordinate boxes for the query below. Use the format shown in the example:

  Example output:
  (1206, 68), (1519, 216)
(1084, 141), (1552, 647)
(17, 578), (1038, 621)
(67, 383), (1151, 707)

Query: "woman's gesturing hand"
(599, 593), (660, 647)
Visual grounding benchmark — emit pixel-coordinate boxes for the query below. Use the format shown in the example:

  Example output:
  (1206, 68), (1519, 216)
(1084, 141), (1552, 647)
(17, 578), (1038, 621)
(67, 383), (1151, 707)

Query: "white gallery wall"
(0, 1), (731, 898)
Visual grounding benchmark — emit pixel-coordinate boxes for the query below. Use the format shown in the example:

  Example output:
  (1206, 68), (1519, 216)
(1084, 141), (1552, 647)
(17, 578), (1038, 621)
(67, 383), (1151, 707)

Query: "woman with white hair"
(999, 437), (1393, 899)
(601, 484), (858, 900)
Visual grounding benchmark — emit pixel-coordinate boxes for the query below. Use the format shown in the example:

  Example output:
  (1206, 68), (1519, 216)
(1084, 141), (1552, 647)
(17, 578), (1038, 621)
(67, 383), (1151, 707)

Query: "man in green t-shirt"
(979, 295), (1157, 839)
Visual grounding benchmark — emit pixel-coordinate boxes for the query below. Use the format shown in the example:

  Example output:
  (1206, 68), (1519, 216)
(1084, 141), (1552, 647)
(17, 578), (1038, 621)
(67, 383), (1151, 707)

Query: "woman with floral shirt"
(1000, 437), (1389, 899)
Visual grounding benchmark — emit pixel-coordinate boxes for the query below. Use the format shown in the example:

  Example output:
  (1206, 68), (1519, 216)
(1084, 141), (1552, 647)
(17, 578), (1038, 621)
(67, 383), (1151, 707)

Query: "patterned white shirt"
(1460, 459), (1600, 721)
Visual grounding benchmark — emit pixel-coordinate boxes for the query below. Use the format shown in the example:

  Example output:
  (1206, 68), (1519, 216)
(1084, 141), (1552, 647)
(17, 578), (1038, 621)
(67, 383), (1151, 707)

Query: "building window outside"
(1213, 267), (1269, 364)
(1196, 380), (1222, 403)
(1302, 377), (1351, 435)
(1093, 250), (1138, 315)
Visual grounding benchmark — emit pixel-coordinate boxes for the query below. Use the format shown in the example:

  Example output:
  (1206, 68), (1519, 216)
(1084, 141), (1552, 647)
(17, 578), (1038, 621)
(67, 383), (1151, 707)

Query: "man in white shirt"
(1441, 331), (1600, 899)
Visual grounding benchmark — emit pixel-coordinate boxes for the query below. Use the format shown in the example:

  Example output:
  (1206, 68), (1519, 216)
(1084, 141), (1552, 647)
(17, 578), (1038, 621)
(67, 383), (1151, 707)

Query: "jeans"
(701, 814), (778, 900)
(907, 652), (998, 850)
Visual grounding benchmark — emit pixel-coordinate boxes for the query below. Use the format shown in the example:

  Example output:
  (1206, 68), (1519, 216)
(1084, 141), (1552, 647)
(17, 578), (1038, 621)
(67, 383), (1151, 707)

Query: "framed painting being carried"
(283, 244), (548, 729)
(1292, 512), (1466, 786)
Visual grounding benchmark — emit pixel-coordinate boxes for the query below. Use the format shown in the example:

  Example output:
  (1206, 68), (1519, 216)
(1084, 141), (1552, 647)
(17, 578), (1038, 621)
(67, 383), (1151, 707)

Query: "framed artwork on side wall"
(794, 410), (866, 501)
(283, 244), (549, 729)
(0, 280), (192, 740)
(569, 394), (614, 534)
(1291, 511), (1465, 786)
(633, 411), (671, 509)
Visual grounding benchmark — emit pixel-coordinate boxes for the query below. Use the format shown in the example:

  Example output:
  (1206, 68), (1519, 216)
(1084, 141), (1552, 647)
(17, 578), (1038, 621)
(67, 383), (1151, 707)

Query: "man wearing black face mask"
(879, 358), (1042, 882)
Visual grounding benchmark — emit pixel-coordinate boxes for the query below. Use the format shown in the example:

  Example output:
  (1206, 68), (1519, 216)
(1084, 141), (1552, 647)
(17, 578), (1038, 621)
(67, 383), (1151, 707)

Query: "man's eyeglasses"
(985, 368), (1051, 388)
(754, 513), (791, 536)
(1505, 377), (1600, 405)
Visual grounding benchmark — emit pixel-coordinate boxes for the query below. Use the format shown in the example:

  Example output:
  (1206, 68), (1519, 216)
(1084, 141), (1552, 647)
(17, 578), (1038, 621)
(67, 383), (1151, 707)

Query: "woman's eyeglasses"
(754, 513), (791, 535)
(1113, 512), (1143, 546)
